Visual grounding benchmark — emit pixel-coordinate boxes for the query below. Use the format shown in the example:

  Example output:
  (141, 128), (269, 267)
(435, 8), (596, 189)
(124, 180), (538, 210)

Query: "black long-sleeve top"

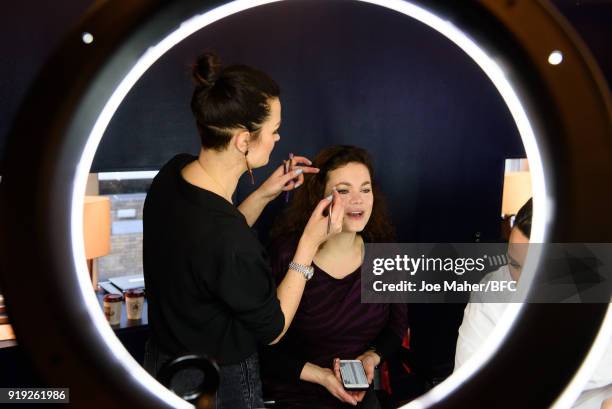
(143, 154), (284, 365)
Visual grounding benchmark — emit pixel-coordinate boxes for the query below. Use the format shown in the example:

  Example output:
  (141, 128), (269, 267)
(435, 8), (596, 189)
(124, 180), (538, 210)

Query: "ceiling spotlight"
(548, 50), (563, 65)
(82, 32), (94, 44)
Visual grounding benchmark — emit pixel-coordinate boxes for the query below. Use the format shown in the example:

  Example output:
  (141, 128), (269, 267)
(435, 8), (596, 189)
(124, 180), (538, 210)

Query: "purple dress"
(260, 236), (408, 407)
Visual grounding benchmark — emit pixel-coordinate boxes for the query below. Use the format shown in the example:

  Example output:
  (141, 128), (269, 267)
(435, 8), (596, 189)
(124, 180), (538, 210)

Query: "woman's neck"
(319, 231), (360, 256)
(184, 148), (246, 203)
(314, 231), (364, 279)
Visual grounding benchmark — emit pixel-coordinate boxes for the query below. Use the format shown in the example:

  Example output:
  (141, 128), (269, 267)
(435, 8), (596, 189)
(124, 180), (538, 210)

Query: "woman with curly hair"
(260, 145), (408, 409)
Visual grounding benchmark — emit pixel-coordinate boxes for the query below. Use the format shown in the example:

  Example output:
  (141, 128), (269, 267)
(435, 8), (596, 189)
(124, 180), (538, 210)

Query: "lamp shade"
(83, 196), (111, 259)
(501, 171), (532, 216)
(0, 324), (14, 341)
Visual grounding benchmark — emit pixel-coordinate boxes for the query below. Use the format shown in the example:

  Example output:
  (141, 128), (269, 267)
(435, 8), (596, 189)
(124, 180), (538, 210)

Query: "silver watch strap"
(288, 261), (314, 280)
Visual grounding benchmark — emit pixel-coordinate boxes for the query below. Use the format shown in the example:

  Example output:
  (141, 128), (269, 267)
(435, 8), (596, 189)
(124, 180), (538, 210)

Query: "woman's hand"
(300, 190), (345, 249)
(239, 155), (318, 227)
(256, 155), (319, 201)
(302, 363), (358, 406)
(355, 350), (381, 385)
(332, 358), (366, 404)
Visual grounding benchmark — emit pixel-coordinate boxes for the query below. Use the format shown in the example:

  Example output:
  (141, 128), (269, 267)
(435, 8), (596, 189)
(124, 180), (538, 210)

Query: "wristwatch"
(288, 261), (314, 280)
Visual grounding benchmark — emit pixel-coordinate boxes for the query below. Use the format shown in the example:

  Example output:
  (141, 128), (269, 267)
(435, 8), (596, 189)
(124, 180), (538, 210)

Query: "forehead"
(509, 227), (529, 245)
(268, 98), (281, 121)
(327, 162), (371, 184)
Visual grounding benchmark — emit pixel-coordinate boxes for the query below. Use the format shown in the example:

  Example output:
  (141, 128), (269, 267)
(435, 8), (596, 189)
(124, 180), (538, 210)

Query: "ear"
(233, 129), (251, 154)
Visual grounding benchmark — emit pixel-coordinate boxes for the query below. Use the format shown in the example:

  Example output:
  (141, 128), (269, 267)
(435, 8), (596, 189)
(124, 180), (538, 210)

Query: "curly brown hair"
(270, 145), (395, 243)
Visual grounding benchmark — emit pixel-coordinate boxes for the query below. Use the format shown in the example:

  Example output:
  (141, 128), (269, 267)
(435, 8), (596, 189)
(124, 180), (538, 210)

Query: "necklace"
(196, 158), (230, 200)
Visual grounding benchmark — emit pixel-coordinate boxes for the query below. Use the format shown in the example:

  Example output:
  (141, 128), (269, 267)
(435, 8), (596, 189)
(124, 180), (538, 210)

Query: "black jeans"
(144, 339), (265, 409)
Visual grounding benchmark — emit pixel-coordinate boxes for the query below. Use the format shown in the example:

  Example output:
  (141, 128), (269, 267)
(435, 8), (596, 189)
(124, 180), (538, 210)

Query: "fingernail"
(294, 182), (302, 188)
(295, 168), (303, 175)
(325, 194), (333, 201)
(332, 186), (337, 191)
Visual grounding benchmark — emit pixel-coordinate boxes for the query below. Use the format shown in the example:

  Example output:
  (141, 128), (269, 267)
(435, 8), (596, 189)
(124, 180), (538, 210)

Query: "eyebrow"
(335, 181), (372, 187)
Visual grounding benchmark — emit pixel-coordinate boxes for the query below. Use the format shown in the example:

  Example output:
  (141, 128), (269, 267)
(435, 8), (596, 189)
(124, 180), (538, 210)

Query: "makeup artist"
(143, 51), (345, 409)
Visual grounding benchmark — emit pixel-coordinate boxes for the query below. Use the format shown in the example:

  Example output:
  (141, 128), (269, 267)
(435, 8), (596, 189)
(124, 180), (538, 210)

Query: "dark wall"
(2, 0), (611, 243)
(0, 0), (92, 165)
(96, 0), (525, 243)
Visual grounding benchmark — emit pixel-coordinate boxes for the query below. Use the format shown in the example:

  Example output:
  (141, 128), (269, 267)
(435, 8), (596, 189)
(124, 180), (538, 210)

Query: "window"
(94, 171), (157, 282)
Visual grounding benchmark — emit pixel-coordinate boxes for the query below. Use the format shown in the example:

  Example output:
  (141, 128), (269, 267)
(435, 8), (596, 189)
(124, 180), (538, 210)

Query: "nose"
(349, 191), (363, 205)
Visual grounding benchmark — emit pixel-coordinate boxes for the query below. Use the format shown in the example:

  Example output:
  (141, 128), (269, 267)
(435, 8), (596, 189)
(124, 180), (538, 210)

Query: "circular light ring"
(0, 1), (610, 408)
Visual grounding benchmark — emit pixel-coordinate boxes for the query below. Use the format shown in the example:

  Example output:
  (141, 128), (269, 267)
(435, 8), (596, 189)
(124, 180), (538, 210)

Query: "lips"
(346, 210), (365, 220)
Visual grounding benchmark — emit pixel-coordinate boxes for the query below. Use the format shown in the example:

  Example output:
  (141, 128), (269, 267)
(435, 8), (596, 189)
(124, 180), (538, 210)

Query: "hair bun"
(192, 51), (221, 87)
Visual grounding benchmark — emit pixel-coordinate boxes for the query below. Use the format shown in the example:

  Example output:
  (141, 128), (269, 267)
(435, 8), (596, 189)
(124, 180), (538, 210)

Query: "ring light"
(1, 1), (610, 407)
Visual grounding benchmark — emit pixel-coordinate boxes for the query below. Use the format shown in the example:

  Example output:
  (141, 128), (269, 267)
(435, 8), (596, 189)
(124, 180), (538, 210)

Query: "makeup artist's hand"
(301, 190), (345, 248)
(257, 155), (319, 201)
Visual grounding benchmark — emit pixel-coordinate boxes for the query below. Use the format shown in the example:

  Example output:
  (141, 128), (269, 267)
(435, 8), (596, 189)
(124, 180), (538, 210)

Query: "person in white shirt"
(454, 199), (611, 409)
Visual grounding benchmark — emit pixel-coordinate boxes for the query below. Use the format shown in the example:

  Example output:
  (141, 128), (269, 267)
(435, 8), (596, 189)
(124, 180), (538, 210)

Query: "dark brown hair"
(190, 51), (280, 150)
(270, 145), (395, 243)
(514, 198), (532, 238)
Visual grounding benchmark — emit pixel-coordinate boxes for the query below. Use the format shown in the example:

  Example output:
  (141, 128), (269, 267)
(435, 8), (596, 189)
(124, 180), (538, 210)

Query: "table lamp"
(83, 196), (111, 288)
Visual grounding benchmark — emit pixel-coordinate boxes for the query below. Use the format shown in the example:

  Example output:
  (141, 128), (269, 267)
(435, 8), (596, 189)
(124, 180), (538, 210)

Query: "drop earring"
(245, 149), (255, 185)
